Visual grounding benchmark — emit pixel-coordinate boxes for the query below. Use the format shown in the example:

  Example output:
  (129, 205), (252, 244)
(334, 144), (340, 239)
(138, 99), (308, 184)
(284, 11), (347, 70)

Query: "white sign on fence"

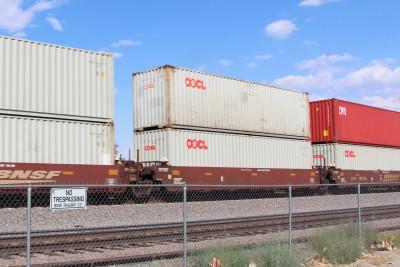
(50, 187), (87, 210)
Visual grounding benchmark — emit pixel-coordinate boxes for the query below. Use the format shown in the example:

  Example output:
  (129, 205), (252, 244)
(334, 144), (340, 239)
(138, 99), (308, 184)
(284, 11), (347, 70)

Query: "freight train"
(1, 35), (400, 202)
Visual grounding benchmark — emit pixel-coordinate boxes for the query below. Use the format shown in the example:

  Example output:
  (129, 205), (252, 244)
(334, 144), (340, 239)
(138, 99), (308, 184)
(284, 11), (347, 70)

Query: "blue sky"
(1, 0), (400, 159)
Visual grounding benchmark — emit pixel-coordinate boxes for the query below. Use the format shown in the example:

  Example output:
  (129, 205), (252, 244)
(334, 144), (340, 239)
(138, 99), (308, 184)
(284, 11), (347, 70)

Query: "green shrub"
(310, 223), (379, 264)
(361, 224), (380, 248)
(391, 231), (400, 248)
(188, 243), (250, 267)
(188, 239), (304, 267)
(253, 240), (303, 267)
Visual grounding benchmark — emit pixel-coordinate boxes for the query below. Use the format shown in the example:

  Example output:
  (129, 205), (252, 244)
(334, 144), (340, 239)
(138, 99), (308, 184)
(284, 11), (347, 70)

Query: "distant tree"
(114, 143), (119, 156)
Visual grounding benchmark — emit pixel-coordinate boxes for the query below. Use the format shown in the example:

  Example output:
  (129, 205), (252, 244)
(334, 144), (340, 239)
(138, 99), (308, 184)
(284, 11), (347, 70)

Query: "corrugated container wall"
(135, 128), (312, 169)
(0, 115), (114, 165)
(0, 35), (114, 122)
(310, 99), (400, 147)
(133, 65), (310, 139)
(313, 143), (400, 171)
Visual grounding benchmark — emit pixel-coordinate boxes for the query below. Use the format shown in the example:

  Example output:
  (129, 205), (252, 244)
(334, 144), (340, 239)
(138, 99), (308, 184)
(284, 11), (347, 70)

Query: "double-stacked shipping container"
(310, 99), (400, 171)
(133, 65), (315, 184)
(0, 35), (115, 165)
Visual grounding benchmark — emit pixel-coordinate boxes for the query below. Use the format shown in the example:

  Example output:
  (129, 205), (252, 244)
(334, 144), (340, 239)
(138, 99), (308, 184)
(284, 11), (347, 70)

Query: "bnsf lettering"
(185, 78), (206, 90)
(187, 139), (208, 150)
(339, 106), (347, 115)
(144, 145), (156, 151)
(0, 170), (62, 179)
(313, 155), (324, 158)
(345, 150), (356, 158)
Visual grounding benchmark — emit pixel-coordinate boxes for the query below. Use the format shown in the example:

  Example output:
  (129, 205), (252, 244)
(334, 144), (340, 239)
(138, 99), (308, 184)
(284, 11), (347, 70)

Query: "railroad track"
(1, 205), (400, 266)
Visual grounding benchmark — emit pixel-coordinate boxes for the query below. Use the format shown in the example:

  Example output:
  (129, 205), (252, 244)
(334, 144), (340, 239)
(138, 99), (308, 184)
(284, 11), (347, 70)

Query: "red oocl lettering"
(144, 83), (154, 90)
(185, 78), (206, 90)
(144, 145), (156, 151)
(313, 155), (324, 158)
(186, 139), (208, 150)
(345, 150), (355, 158)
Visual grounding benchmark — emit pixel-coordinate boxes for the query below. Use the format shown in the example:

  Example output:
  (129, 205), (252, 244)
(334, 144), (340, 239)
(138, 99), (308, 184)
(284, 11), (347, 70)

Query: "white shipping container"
(133, 65), (310, 138)
(0, 35), (114, 122)
(135, 129), (312, 169)
(313, 143), (400, 171)
(0, 115), (114, 165)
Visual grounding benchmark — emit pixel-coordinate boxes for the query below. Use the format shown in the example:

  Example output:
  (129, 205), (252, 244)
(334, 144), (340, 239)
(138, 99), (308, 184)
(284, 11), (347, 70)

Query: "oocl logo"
(185, 78), (206, 90)
(144, 145), (156, 151)
(187, 139), (208, 150)
(345, 150), (355, 158)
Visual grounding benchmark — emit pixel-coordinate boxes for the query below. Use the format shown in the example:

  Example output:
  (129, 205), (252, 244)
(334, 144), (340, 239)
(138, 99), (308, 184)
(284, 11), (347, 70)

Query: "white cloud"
(362, 96), (400, 111)
(299, 0), (324, 6)
(265, 20), (297, 39)
(309, 93), (326, 101)
(296, 53), (357, 73)
(111, 39), (142, 47)
(254, 54), (272, 60)
(46, 17), (62, 31)
(0, 0), (63, 33)
(114, 88), (120, 95)
(368, 58), (395, 67)
(12, 31), (26, 37)
(218, 59), (233, 66)
(248, 62), (258, 67)
(273, 57), (400, 94)
(299, 0), (342, 6)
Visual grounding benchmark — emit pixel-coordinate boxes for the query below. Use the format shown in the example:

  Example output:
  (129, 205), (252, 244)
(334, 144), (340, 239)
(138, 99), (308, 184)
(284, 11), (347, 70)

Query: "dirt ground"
(305, 247), (400, 266)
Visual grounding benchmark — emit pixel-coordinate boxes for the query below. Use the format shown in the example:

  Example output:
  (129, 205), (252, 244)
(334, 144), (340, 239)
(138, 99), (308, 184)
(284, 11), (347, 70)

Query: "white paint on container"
(133, 65), (310, 139)
(0, 115), (114, 165)
(135, 129), (312, 169)
(0, 35), (114, 122)
(312, 143), (400, 171)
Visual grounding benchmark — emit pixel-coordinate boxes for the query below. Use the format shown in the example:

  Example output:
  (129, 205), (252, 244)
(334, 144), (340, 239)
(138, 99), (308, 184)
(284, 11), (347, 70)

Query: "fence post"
(357, 183), (362, 243)
(183, 185), (187, 267)
(289, 185), (292, 252)
(27, 185), (32, 267)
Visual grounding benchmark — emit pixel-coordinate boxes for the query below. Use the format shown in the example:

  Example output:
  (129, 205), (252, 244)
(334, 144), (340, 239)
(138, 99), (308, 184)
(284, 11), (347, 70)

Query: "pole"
(289, 185), (292, 251)
(183, 186), (187, 267)
(27, 186), (32, 267)
(358, 183), (362, 243)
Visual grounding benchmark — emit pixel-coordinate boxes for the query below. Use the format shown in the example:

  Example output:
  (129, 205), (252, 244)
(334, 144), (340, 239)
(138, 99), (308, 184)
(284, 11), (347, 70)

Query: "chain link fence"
(0, 183), (400, 266)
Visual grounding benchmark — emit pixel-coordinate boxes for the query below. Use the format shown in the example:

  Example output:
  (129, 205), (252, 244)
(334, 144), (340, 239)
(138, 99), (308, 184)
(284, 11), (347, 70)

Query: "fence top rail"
(1, 182), (400, 189)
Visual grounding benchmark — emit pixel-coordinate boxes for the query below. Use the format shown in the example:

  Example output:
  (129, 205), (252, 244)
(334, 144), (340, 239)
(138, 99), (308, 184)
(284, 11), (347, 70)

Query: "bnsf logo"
(0, 170), (61, 179)
(185, 78), (206, 90)
(144, 145), (156, 151)
(345, 150), (356, 158)
(313, 155), (324, 158)
(187, 139), (208, 149)
(339, 106), (347, 115)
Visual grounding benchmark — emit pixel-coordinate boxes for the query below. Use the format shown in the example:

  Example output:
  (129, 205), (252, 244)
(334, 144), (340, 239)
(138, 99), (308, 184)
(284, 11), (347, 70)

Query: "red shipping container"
(310, 99), (400, 148)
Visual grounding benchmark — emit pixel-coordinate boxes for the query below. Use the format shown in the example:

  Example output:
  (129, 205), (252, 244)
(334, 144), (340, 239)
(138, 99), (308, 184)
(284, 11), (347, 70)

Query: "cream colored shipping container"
(0, 35), (114, 122)
(133, 65), (310, 139)
(313, 143), (400, 171)
(0, 115), (114, 165)
(135, 128), (312, 169)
